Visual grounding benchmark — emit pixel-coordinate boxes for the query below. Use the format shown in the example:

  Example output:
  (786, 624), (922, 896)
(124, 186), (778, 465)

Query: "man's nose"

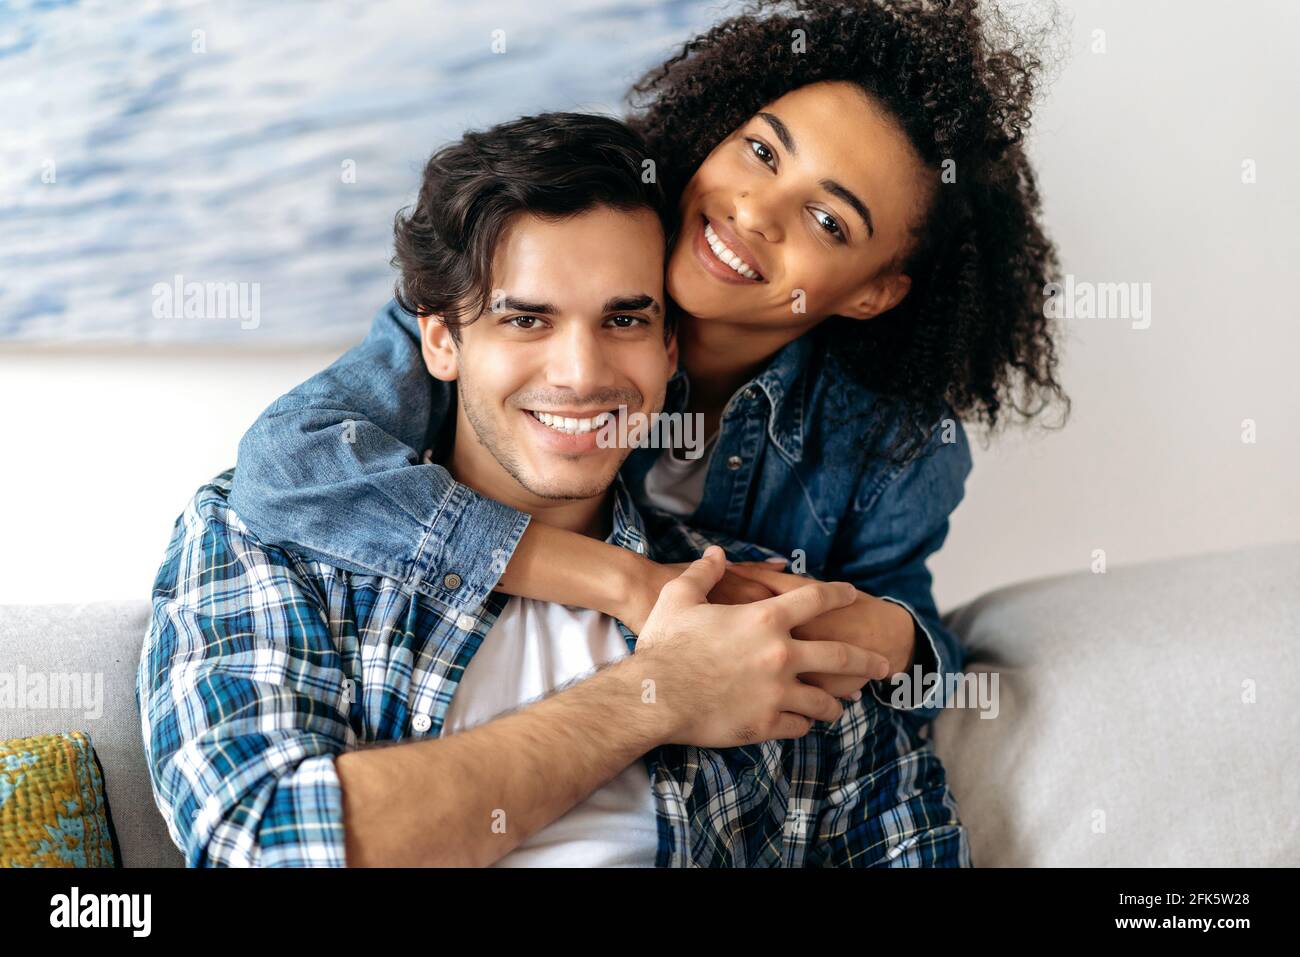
(543, 325), (617, 398)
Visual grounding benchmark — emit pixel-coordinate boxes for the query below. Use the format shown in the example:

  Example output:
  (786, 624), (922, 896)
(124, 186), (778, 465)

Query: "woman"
(229, 0), (1066, 720)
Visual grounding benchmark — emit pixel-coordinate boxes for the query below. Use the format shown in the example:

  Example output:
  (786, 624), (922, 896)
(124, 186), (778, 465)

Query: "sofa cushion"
(0, 602), (183, 867)
(935, 542), (1300, 866)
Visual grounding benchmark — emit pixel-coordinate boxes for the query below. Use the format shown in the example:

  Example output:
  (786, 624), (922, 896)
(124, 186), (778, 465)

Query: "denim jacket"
(230, 300), (973, 722)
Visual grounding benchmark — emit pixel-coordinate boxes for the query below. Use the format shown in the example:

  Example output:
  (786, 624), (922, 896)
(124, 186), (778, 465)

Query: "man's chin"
(512, 455), (623, 502)
(517, 476), (617, 502)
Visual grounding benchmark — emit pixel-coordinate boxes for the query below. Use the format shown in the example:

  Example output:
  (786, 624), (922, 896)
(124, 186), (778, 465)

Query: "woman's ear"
(839, 272), (913, 322)
(417, 313), (460, 381)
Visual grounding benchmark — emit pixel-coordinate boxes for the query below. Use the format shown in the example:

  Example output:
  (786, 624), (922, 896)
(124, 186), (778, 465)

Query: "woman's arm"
(822, 413), (974, 720)
(497, 520), (663, 624)
(230, 299), (529, 612)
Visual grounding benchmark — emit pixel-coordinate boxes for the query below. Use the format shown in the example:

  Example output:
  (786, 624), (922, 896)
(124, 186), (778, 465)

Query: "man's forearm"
(336, 655), (668, 867)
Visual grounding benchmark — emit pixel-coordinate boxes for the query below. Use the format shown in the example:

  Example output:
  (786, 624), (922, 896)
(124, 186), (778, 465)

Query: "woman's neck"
(679, 314), (808, 421)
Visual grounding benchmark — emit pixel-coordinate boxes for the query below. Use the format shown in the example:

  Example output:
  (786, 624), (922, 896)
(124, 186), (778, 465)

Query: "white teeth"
(704, 222), (761, 280)
(530, 410), (614, 435)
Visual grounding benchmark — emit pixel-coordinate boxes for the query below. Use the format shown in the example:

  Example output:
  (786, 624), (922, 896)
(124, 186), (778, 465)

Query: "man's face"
(423, 205), (671, 505)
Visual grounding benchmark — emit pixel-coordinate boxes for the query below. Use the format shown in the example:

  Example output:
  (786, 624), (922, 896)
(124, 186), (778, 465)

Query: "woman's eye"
(607, 314), (646, 328)
(812, 209), (843, 240)
(747, 138), (775, 168)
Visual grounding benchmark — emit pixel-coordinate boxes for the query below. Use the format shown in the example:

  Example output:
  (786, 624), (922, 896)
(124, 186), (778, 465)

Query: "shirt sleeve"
(827, 410), (973, 722)
(137, 482), (355, 867)
(228, 299), (530, 612)
(806, 706), (969, 868)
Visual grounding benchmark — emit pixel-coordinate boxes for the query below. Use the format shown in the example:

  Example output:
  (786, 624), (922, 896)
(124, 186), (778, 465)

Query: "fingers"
(800, 672), (870, 699)
(772, 712), (815, 740)
(757, 580), (858, 629)
(660, 545), (727, 606)
(789, 638), (879, 679)
(711, 572), (777, 604)
(780, 684), (844, 725)
(723, 563), (798, 593)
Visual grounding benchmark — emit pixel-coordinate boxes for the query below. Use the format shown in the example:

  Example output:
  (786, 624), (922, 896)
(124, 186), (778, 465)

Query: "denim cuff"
(869, 595), (945, 715)
(408, 480), (532, 613)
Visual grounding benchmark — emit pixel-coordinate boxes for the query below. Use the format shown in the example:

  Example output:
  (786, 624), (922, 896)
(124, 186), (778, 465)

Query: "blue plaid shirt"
(138, 470), (968, 867)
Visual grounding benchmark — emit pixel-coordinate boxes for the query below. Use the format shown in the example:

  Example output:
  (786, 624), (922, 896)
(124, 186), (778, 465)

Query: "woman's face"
(667, 81), (933, 332)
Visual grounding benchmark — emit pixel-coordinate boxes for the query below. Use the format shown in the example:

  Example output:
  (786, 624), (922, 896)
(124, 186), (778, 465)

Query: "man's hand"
(632, 547), (891, 747)
(619, 557), (776, 633)
(725, 562), (918, 698)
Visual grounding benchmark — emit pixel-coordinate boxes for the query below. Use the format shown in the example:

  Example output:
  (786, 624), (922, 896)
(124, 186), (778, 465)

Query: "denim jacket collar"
(667, 334), (812, 465)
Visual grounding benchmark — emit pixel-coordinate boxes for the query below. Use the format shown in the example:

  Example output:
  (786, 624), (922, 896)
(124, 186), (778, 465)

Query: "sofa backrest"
(0, 600), (184, 867)
(4, 541), (1297, 868)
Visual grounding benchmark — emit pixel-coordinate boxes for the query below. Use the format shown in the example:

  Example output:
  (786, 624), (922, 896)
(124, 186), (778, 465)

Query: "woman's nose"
(733, 189), (782, 243)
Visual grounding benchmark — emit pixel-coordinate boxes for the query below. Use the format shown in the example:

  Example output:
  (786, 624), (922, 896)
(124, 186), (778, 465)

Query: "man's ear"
(665, 326), (680, 370)
(837, 271), (913, 322)
(417, 313), (460, 381)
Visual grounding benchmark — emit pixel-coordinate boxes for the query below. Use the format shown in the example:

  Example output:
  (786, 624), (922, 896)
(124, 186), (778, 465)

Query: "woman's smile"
(690, 213), (766, 286)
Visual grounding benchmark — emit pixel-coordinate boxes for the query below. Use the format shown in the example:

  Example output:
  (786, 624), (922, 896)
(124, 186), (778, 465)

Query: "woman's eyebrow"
(820, 179), (875, 239)
(757, 112), (796, 155)
(758, 111), (875, 239)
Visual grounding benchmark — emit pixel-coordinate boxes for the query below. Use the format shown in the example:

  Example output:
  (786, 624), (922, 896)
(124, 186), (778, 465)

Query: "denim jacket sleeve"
(228, 299), (531, 612)
(828, 413), (973, 723)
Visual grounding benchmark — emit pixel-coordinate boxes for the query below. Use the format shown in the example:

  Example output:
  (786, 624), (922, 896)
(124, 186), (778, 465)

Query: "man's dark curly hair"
(392, 112), (672, 340)
(627, 0), (1069, 462)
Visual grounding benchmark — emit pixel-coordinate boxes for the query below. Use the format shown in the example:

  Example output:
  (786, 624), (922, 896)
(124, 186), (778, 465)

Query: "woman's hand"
(725, 562), (917, 698)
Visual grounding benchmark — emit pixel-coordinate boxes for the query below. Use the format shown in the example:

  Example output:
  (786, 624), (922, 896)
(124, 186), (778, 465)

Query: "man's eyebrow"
(820, 178), (875, 239)
(757, 112), (796, 155)
(496, 297), (556, 315)
(602, 294), (661, 316)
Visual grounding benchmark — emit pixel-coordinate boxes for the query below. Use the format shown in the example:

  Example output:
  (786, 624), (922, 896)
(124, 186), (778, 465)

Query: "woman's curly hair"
(627, 0), (1069, 462)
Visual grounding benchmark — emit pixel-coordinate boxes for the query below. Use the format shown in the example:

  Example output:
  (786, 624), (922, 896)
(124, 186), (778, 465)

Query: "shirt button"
(341, 679), (354, 704)
(743, 386), (758, 400)
(442, 572), (463, 590)
(456, 614), (477, 631)
(726, 455), (743, 470)
(411, 714), (432, 733)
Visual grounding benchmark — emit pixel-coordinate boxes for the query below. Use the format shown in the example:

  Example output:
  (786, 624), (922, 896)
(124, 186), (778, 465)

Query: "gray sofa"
(3, 542), (1296, 867)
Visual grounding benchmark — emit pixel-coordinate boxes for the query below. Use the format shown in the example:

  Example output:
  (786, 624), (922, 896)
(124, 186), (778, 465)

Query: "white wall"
(0, 345), (343, 605)
(2, 0), (1298, 609)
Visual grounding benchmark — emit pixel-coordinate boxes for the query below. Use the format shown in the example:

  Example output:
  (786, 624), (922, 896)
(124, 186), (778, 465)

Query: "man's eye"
(607, 314), (647, 328)
(508, 316), (541, 329)
(747, 138), (775, 168)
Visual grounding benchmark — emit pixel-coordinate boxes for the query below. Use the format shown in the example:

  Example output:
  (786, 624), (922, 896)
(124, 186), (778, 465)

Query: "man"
(138, 113), (968, 867)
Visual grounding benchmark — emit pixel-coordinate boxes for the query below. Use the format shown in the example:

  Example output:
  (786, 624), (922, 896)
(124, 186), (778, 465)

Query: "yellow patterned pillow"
(0, 731), (119, 867)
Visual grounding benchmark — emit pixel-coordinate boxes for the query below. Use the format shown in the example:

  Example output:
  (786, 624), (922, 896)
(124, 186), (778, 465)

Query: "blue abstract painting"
(0, 0), (737, 342)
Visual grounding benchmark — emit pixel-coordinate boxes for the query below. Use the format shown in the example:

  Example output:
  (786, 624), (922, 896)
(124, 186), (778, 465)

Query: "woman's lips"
(692, 214), (765, 285)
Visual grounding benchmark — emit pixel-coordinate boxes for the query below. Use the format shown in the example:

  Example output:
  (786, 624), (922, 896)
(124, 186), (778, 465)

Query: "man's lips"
(693, 214), (765, 285)
(519, 406), (627, 454)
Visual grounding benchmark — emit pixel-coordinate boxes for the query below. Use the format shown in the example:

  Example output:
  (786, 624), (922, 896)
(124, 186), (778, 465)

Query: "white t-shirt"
(639, 431), (719, 517)
(440, 596), (659, 867)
